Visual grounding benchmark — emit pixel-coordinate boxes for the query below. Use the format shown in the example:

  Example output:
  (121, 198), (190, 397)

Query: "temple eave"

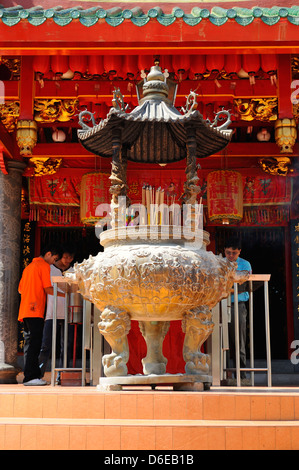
(78, 106), (232, 162)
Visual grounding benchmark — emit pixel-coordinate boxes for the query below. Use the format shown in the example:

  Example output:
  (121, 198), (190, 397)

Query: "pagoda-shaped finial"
(141, 59), (170, 103)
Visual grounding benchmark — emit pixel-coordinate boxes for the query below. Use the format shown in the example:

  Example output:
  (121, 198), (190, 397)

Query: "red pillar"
(19, 56), (35, 120)
(277, 54), (293, 119)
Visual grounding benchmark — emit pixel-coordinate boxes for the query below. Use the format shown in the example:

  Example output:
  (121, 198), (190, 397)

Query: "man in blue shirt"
(224, 237), (252, 380)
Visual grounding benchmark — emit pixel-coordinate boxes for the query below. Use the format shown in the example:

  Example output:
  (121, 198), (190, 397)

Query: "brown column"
(0, 160), (26, 383)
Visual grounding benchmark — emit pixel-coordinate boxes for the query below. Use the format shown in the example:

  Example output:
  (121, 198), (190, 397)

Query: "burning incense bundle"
(146, 186), (151, 224)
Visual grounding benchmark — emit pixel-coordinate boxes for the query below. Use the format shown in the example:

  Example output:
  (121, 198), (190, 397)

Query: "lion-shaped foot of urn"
(182, 306), (214, 375)
(139, 320), (170, 375)
(98, 306), (131, 377)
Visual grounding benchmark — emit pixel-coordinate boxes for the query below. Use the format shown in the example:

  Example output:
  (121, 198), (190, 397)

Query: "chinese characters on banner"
(28, 169), (292, 226)
(291, 220), (299, 349)
(80, 172), (110, 224)
(207, 170), (243, 223)
(18, 220), (35, 352)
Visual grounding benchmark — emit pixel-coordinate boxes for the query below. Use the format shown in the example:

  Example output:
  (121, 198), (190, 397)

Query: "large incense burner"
(70, 62), (249, 389)
(72, 226), (247, 381)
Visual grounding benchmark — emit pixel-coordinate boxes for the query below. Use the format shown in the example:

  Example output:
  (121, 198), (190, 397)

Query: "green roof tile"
(0, 5), (298, 27)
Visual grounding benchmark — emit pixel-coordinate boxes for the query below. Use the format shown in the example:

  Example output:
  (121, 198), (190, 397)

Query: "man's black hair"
(61, 243), (76, 257)
(40, 244), (61, 258)
(224, 237), (242, 250)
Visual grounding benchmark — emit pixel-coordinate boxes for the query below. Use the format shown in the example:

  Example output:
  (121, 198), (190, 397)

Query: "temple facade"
(0, 0), (299, 382)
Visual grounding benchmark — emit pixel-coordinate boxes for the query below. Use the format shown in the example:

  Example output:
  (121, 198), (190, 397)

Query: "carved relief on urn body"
(70, 226), (248, 379)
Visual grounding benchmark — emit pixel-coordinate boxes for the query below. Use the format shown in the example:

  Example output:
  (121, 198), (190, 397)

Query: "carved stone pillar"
(183, 125), (200, 230)
(109, 127), (129, 228)
(0, 160), (26, 383)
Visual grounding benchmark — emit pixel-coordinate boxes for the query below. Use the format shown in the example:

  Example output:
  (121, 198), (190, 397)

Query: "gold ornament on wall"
(234, 98), (278, 121)
(16, 120), (38, 156)
(292, 102), (299, 122)
(1, 57), (21, 78)
(0, 101), (20, 132)
(29, 157), (62, 176)
(258, 156), (292, 176)
(274, 118), (297, 154)
(0, 98), (79, 131)
(34, 99), (79, 123)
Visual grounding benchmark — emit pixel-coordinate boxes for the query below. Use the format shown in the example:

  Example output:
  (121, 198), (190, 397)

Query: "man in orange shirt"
(18, 244), (62, 386)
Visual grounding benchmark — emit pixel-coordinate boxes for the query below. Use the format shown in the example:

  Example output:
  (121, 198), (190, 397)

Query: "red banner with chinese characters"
(242, 174), (292, 205)
(207, 170), (243, 223)
(126, 169), (292, 206)
(29, 175), (81, 206)
(80, 172), (110, 224)
(28, 168), (292, 226)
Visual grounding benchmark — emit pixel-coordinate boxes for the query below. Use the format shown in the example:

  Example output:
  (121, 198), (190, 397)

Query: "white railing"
(51, 276), (99, 386)
(211, 274), (272, 387)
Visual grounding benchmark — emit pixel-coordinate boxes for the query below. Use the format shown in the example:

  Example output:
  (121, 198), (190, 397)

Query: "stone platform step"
(1, 385), (299, 449)
(1, 387), (299, 421)
(1, 416), (299, 450)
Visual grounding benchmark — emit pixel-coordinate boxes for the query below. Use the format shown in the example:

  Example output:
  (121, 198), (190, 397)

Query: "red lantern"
(88, 56), (104, 76)
(103, 55), (124, 78)
(69, 56), (88, 74)
(138, 55), (152, 76)
(33, 56), (50, 75)
(261, 54), (277, 76)
(160, 55), (174, 74)
(124, 55), (138, 79)
(172, 55), (190, 81)
(224, 55), (241, 78)
(206, 55), (225, 75)
(242, 55), (261, 84)
(80, 172), (111, 225)
(172, 55), (190, 73)
(50, 56), (69, 78)
(189, 55), (206, 80)
(207, 170), (243, 224)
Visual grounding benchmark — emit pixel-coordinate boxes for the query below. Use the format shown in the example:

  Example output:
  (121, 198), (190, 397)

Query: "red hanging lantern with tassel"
(124, 55), (138, 79)
(261, 54), (277, 75)
(50, 56), (69, 77)
(160, 55), (174, 74)
(88, 56), (104, 76)
(189, 55), (206, 80)
(172, 55), (190, 81)
(138, 55), (152, 77)
(207, 170), (243, 224)
(206, 55), (225, 77)
(224, 55), (241, 78)
(33, 56), (50, 75)
(242, 54), (261, 84)
(261, 54), (277, 84)
(69, 56), (88, 75)
(103, 55), (124, 78)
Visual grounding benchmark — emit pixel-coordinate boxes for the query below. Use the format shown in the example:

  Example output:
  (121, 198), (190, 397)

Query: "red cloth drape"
(127, 320), (186, 375)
